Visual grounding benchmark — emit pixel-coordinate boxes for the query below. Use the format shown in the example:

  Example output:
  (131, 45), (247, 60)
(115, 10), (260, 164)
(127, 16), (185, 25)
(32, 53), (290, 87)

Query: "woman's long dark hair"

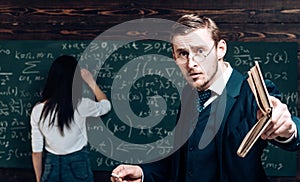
(39, 55), (83, 135)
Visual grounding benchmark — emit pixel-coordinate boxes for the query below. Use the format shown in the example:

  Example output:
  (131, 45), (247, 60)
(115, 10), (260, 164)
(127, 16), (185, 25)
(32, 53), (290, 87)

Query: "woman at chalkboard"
(30, 55), (111, 182)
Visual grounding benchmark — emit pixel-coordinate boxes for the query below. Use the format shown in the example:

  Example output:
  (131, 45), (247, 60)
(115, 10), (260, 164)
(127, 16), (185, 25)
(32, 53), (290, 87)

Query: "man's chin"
(193, 81), (209, 91)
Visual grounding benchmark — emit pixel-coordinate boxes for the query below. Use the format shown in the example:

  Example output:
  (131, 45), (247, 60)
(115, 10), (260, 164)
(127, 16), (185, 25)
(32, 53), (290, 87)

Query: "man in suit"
(110, 14), (300, 182)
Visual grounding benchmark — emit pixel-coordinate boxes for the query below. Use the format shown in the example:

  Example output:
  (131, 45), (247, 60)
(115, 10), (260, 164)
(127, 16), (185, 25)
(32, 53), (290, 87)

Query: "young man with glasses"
(111, 14), (300, 182)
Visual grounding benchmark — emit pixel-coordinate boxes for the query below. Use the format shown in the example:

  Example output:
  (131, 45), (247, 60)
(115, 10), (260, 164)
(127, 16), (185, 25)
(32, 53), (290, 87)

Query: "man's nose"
(187, 54), (197, 68)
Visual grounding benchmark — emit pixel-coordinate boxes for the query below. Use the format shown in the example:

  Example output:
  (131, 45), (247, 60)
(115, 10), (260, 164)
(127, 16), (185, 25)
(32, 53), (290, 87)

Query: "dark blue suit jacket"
(141, 69), (300, 182)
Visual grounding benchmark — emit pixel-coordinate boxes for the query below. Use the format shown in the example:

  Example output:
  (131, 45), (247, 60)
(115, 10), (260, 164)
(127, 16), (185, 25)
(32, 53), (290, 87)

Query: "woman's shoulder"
(32, 102), (45, 113)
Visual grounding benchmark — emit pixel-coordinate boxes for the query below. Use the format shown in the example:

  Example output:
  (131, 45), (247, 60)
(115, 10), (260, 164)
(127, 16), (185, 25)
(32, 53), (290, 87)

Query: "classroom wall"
(0, 0), (299, 181)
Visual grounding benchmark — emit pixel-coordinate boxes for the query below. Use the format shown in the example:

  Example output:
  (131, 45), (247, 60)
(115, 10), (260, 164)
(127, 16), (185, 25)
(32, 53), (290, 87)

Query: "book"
(237, 61), (273, 158)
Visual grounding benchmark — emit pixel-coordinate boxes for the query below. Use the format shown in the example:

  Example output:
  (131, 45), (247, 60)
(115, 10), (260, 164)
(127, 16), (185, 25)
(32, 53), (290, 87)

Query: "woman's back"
(31, 55), (111, 182)
(31, 98), (110, 155)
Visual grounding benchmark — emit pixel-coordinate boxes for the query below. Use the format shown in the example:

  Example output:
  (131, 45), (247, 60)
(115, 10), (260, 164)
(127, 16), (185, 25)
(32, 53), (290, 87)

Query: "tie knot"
(197, 90), (211, 112)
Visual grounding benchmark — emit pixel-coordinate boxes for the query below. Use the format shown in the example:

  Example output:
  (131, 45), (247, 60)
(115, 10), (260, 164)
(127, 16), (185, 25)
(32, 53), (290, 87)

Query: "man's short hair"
(171, 14), (221, 45)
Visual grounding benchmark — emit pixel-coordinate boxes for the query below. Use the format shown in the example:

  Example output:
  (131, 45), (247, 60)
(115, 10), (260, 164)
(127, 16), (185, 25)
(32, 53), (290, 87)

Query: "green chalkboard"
(0, 40), (298, 176)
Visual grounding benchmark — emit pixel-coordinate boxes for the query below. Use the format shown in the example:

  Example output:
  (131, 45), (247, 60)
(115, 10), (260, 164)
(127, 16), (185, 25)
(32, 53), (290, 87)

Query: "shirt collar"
(208, 62), (233, 95)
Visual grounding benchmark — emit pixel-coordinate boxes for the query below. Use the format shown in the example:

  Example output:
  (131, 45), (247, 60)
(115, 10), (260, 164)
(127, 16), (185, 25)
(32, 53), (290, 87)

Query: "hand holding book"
(237, 61), (298, 158)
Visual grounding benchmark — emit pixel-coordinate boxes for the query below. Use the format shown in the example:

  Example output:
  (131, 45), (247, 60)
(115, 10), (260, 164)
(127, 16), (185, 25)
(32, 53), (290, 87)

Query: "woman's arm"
(32, 152), (43, 182)
(81, 68), (108, 101)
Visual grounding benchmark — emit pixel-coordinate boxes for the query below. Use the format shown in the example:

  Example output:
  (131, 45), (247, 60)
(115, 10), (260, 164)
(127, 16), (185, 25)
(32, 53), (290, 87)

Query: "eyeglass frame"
(174, 43), (216, 64)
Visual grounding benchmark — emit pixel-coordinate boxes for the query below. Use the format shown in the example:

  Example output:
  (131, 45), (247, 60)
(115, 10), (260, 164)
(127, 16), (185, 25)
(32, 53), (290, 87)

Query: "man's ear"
(217, 39), (227, 60)
(171, 44), (176, 59)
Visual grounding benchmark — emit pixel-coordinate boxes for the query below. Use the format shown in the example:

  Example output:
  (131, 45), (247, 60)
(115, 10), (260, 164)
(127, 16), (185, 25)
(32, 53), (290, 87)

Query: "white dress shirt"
(31, 98), (111, 155)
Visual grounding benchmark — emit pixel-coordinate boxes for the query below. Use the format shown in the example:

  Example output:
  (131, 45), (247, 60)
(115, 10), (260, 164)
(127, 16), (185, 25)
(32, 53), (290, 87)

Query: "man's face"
(172, 28), (220, 91)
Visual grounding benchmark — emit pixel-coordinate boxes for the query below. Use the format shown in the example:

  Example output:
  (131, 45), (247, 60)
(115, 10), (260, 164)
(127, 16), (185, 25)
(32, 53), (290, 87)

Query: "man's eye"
(197, 49), (204, 54)
(179, 51), (188, 58)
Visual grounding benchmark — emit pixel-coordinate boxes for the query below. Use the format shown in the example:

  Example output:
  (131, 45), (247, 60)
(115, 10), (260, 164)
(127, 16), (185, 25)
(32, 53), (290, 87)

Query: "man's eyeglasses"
(175, 44), (215, 64)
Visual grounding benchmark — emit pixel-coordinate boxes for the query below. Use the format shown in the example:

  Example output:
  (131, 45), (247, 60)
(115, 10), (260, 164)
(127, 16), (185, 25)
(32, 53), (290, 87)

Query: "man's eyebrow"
(190, 45), (206, 49)
(175, 48), (187, 52)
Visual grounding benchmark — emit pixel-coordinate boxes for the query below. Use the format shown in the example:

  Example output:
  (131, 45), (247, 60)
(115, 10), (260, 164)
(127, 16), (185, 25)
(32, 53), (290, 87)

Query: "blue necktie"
(197, 90), (211, 112)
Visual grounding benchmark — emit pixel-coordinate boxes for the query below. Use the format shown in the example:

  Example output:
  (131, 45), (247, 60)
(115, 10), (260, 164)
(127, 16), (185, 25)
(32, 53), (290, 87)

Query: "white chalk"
(111, 173), (120, 178)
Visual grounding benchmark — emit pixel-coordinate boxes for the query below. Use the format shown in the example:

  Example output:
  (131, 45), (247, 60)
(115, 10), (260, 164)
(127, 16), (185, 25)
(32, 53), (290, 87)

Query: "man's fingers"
(260, 96), (295, 140)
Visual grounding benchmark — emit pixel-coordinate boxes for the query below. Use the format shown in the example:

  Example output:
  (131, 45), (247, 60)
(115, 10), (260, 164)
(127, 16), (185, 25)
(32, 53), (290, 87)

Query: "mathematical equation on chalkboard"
(226, 42), (298, 117)
(260, 143), (297, 176)
(0, 41), (298, 176)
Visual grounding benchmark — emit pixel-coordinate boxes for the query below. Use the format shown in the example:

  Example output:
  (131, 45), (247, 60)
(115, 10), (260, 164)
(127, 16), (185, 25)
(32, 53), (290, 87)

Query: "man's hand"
(110, 164), (143, 182)
(260, 96), (296, 140)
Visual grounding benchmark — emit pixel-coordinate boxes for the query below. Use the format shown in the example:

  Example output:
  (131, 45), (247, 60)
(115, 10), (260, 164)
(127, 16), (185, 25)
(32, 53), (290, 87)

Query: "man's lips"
(189, 72), (200, 79)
